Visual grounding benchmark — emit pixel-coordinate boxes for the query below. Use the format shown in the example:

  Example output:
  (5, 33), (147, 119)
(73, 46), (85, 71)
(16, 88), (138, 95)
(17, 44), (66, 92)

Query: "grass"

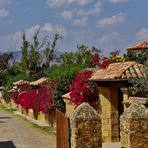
(0, 104), (55, 135)
(31, 122), (55, 135)
(0, 104), (17, 113)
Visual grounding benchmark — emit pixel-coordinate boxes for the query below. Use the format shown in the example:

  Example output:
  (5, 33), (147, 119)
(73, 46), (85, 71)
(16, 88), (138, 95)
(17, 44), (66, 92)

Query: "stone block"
(71, 103), (102, 148)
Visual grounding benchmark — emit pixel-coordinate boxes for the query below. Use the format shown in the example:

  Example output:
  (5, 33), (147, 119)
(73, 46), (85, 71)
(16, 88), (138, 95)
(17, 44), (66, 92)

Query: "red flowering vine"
(69, 70), (98, 109)
(17, 85), (53, 113)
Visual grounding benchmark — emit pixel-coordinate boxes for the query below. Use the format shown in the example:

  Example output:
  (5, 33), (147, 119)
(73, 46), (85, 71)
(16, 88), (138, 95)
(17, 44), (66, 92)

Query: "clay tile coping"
(8, 89), (16, 93)
(124, 97), (148, 107)
(62, 92), (71, 100)
(30, 77), (49, 86)
(127, 41), (148, 51)
(90, 61), (145, 81)
(13, 80), (29, 86)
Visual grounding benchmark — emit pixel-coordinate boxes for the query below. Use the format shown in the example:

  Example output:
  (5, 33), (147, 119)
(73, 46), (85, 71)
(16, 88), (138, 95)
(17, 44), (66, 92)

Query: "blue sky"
(0, 0), (148, 55)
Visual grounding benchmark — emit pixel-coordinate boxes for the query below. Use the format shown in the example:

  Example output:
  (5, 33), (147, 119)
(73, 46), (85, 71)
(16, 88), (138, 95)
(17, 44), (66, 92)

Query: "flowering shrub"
(97, 50), (128, 69)
(17, 85), (53, 113)
(69, 70), (98, 109)
(99, 57), (112, 69)
(11, 91), (19, 104)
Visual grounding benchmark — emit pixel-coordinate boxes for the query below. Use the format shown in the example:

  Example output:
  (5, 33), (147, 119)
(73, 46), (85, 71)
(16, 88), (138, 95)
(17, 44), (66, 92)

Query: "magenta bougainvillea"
(17, 85), (53, 113)
(11, 91), (19, 104)
(69, 70), (98, 109)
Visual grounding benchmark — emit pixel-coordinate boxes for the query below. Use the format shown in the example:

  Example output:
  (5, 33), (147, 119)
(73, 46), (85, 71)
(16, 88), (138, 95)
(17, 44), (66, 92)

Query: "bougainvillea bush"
(18, 85), (53, 113)
(69, 70), (99, 110)
(11, 91), (19, 104)
(91, 49), (128, 69)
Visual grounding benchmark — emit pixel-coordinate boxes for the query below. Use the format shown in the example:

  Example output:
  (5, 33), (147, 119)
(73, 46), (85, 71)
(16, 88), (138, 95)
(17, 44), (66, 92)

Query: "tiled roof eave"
(90, 79), (128, 82)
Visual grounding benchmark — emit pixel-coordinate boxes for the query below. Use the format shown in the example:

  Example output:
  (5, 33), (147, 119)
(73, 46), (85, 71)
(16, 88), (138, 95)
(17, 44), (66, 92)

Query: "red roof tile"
(90, 62), (145, 81)
(127, 41), (148, 51)
(30, 77), (49, 86)
(13, 80), (29, 86)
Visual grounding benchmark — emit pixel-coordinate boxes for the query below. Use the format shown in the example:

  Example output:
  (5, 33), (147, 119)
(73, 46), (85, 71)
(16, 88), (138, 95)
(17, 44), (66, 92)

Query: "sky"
(0, 0), (148, 55)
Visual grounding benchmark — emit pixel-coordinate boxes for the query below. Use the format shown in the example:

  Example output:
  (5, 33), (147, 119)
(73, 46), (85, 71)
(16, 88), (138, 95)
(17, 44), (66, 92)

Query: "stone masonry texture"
(70, 102), (102, 148)
(120, 101), (148, 148)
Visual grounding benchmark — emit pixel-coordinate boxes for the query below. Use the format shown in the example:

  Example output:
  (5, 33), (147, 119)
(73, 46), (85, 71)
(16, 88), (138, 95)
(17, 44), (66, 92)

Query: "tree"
(58, 45), (100, 67)
(0, 52), (13, 70)
(28, 30), (41, 72)
(43, 33), (62, 68)
(21, 33), (29, 71)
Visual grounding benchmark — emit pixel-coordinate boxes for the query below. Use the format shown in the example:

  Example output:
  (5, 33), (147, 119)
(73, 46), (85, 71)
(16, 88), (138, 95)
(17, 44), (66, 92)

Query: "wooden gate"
(56, 109), (70, 148)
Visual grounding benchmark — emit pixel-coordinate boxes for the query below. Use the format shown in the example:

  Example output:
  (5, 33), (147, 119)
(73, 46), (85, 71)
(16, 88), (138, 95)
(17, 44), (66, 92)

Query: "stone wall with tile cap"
(120, 101), (148, 148)
(70, 102), (102, 148)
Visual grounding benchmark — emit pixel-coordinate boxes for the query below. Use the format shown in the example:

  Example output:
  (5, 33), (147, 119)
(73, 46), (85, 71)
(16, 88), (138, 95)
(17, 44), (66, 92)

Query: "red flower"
(69, 70), (98, 109)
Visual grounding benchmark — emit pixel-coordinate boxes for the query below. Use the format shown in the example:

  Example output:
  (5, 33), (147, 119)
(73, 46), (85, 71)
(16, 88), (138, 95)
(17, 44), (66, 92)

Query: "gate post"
(120, 101), (148, 148)
(70, 102), (102, 148)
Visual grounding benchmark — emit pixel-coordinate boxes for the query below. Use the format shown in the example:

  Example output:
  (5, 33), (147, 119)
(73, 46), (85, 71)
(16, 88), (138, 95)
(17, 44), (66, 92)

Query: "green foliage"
(58, 45), (100, 67)
(21, 33), (29, 71)
(124, 50), (148, 64)
(2, 88), (10, 103)
(28, 30), (41, 72)
(43, 33), (62, 69)
(46, 64), (85, 81)
(0, 52), (13, 70)
(130, 62), (148, 97)
(1, 63), (30, 88)
(126, 51), (148, 97)
(0, 105), (17, 112)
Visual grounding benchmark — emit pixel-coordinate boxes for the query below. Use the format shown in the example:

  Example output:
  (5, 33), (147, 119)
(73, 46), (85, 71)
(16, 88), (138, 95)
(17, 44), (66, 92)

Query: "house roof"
(13, 80), (29, 86)
(90, 61), (145, 81)
(30, 77), (49, 86)
(127, 41), (148, 51)
(8, 88), (16, 93)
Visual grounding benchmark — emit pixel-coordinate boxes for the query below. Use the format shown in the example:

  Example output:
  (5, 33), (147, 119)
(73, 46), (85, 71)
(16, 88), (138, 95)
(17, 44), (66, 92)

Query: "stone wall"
(70, 102), (102, 148)
(98, 87), (119, 142)
(120, 101), (148, 148)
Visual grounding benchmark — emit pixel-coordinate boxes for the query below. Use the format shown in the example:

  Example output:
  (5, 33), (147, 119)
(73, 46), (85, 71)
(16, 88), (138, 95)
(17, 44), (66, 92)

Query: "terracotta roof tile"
(127, 41), (148, 51)
(90, 61), (145, 81)
(13, 80), (29, 86)
(30, 77), (49, 86)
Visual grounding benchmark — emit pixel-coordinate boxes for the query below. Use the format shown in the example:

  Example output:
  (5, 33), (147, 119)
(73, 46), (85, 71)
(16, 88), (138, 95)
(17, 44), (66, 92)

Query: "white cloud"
(97, 13), (125, 28)
(0, 8), (9, 18)
(60, 2), (101, 22)
(137, 28), (148, 40)
(0, 0), (11, 7)
(108, 0), (131, 3)
(0, 0), (13, 18)
(72, 17), (88, 26)
(98, 32), (120, 45)
(77, 2), (101, 17)
(5, 23), (67, 51)
(61, 10), (74, 20)
(46, 0), (95, 7)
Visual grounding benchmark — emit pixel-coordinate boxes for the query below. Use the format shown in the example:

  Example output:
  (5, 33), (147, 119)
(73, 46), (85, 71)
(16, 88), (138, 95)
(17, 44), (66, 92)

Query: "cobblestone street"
(0, 111), (56, 148)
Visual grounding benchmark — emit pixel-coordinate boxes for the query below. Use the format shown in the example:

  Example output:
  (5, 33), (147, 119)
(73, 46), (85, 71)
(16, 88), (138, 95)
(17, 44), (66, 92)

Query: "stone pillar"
(98, 87), (119, 142)
(121, 88), (132, 111)
(71, 102), (102, 148)
(120, 101), (148, 148)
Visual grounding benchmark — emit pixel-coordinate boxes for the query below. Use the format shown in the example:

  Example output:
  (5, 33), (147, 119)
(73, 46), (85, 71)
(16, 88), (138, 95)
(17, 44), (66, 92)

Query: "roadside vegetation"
(0, 30), (147, 112)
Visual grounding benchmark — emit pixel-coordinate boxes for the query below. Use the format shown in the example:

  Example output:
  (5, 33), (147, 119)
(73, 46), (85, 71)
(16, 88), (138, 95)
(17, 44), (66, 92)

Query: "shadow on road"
(0, 141), (16, 148)
(0, 117), (12, 119)
(0, 116), (12, 123)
